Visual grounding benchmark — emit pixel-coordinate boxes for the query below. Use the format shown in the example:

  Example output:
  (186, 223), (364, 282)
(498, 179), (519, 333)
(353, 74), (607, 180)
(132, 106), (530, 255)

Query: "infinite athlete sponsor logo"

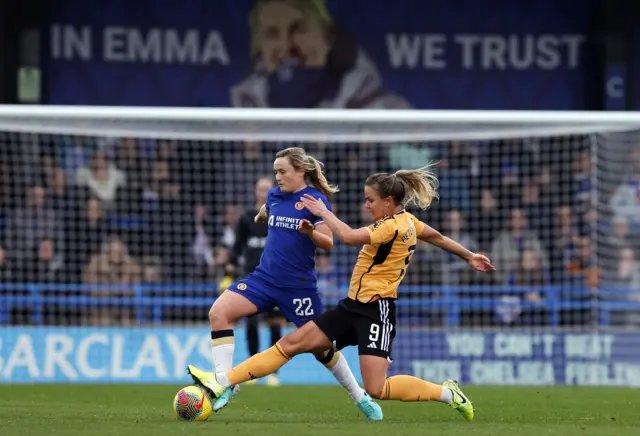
(268, 215), (302, 230)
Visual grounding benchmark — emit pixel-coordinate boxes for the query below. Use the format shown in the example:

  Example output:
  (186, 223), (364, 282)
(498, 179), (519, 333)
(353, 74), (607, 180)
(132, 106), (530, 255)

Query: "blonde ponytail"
(365, 163), (439, 209)
(306, 155), (340, 196)
(394, 164), (439, 209)
(275, 147), (339, 197)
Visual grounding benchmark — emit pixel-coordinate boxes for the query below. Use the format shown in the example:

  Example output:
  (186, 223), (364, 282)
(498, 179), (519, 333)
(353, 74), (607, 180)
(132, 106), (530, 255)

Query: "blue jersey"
(252, 186), (331, 289)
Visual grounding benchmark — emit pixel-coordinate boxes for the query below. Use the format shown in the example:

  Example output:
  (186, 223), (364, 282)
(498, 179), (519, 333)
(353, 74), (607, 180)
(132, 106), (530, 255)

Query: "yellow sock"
(228, 343), (290, 386)
(381, 375), (443, 402)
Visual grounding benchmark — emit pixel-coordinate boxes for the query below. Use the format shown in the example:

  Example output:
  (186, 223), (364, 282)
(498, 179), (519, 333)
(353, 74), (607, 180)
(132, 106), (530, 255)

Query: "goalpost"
(0, 106), (639, 386)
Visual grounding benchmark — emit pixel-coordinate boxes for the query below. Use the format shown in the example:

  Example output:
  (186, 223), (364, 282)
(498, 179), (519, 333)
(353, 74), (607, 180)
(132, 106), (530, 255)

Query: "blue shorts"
(226, 273), (323, 327)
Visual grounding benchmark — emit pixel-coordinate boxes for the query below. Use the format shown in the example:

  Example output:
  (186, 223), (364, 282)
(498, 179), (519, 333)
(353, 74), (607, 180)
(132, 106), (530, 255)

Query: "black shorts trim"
(314, 297), (397, 360)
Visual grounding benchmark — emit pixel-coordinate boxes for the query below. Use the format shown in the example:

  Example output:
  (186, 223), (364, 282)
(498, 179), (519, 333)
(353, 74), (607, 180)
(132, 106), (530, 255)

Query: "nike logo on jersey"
(271, 203), (278, 207)
(367, 342), (377, 349)
(194, 392), (206, 410)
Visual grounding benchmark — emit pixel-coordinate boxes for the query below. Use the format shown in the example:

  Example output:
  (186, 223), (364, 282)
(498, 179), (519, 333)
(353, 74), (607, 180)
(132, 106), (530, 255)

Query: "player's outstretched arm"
(298, 220), (334, 251)
(417, 223), (496, 273)
(300, 194), (371, 246)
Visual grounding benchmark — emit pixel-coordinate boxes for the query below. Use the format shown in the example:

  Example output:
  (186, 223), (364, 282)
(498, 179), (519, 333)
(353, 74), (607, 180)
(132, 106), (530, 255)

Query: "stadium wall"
(1, 327), (639, 386)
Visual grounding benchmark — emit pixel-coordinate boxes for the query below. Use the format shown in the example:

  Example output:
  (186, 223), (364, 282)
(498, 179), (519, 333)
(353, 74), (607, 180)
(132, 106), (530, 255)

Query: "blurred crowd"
(0, 132), (639, 327)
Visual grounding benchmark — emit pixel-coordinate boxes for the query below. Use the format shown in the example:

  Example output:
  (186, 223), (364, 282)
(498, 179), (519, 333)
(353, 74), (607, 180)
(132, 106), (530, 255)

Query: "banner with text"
(46, 0), (595, 109)
(2, 327), (640, 385)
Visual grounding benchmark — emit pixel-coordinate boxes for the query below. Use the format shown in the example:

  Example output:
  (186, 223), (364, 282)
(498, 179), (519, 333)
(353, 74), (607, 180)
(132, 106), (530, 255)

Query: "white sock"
(216, 371), (232, 388)
(439, 387), (453, 404)
(326, 352), (365, 403)
(210, 331), (235, 374)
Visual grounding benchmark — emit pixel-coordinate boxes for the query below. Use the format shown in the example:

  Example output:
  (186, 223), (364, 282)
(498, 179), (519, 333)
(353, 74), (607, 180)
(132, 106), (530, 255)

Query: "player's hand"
(254, 204), (268, 224)
(300, 194), (328, 216)
(467, 253), (496, 272)
(298, 219), (314, 235)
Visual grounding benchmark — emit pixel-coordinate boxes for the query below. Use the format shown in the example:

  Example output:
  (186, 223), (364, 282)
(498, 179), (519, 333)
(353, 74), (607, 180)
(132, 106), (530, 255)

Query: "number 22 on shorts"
(293, 297), (314, 316)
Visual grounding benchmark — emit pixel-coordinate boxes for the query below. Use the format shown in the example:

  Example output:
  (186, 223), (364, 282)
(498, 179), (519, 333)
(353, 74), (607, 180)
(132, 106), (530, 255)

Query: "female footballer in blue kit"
(203, 147), (383, 420)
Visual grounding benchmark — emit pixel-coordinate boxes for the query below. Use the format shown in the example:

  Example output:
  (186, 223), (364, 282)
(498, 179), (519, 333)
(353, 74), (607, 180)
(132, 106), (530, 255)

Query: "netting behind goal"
(0, 107), (639, 386)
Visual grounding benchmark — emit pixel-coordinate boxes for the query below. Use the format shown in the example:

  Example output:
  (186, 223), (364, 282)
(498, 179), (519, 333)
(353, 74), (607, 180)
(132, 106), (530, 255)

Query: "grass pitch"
(0, 384), (638, 436)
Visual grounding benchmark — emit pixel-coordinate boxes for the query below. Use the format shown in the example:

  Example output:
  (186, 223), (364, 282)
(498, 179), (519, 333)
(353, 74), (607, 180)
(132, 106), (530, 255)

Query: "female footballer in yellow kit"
(188, 165), (495, 421)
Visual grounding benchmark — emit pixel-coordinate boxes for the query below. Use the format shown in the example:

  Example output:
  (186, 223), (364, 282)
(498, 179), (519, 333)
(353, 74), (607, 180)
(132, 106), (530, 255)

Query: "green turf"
(0, 385), (638, 436)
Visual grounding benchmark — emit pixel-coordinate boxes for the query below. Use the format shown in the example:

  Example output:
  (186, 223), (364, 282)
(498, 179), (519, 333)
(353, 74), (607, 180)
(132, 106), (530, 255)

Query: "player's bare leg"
(359, 355), (474, 421)
(279, 323), (381, 420)
(207, 290), (258, 397)
(265, 316), (285, 386)
(189, 321), (383, 420)
(189, 321), (327, 409)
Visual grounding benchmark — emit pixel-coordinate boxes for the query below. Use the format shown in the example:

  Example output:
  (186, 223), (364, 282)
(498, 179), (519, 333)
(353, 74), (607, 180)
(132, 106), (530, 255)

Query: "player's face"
(274, 157), (305, 193)
(255, 178), (273, 204)
(363, 185), (393, 221)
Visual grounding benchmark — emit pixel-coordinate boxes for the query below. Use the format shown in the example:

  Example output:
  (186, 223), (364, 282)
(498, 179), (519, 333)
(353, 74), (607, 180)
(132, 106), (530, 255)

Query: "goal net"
(0, 106), (639, 386)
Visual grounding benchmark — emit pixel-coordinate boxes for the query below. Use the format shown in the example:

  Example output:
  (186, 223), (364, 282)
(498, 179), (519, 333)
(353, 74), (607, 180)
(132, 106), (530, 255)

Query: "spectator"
(434, 158), (472, 214)
(603, 247), (640, 290)
(39, 153), (58, 188)
(6, 184), (64, 263)
(567, 236), (601, 290)
(62, 135), (92, 186)
(0, 153), (12, 209)
(140, 180), (189, 281)
(83, 236), (141, 325)
(388, 143), (434, 172)
(469, 189), (502, 251)
(610, 147), (640, 228)
(76, 151), (126, 210)
(550, 206), (580, 283)
(116, 138), (147, 212)
(143, 159), (180, 209)
(210, 245), (233, 286)
(490, 208), (548, 284)
(66, 197), (109, 283)
(217, 263), (238, 295)
(439, 210), (478, 284)
(333, 145), (373, 225)
(605, 216), (632, 253)
(83, 235), (141, 287)
(140, 256), (164, 284)
(316, 252), (343, 303)
(217, 204), (243, 249)
(513, 248), (548, 303)
(214, 142), (274, 211)
(603, 246), (640, 327)
(0, 244), (11, 282)
(20, 238), (65, 284)
(520, 181), (554, 251)
(49, 168), (71, 217)
(572, 151), (594, 230)
(190, 205), (216, 282)
(481, 138), (533, 209)
(458, 249), (502, 327)
(495, 248), (548, 326)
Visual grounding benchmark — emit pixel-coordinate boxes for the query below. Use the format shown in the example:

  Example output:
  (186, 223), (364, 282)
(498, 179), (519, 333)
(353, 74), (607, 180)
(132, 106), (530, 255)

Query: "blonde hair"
(275, 147), (339, 196)
(365, 164), (439, 209)
(248, 0), (334, 60)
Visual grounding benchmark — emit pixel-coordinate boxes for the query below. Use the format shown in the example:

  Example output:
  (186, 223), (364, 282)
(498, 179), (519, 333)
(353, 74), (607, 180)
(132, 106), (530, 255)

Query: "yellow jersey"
(348, 210), (425, 303)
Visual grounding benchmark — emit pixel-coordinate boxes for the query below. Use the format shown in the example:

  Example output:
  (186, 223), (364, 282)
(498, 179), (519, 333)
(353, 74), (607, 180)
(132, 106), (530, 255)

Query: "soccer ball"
(173, 385), (213, 421)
